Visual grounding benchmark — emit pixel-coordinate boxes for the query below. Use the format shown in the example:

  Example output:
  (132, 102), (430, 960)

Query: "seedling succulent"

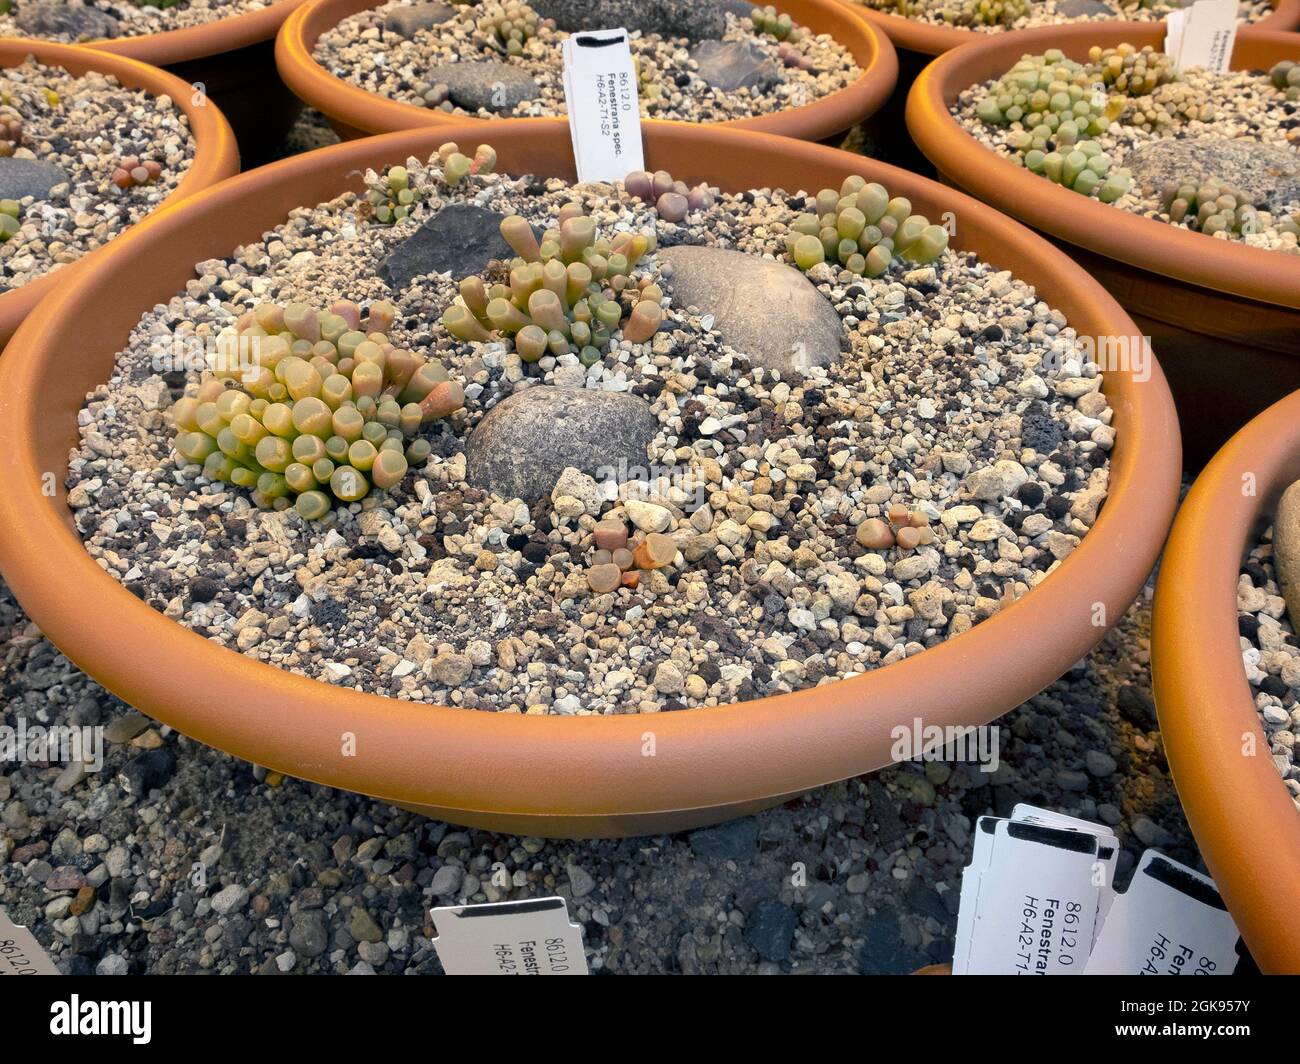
(477, 1), (541, 55)
(1271, 60), (1300, 101)
(364, 164), (418, 225)
(0, 102), (21, 158)
(442, 206), (665, 363)
(0, 199), (20, 242)
(170, 300), (463, 519)
(974, 50), (1121, 138)
(751, 5), (806, 41)
(1160, 178), (1261, 237)
(624, 169), (715, 222)
(111, 157), (162, 189)
(1016, 137), (1131, 202)
(785, 175), (949, 278)
(856, 505), (934, 552)
(435, 141), (497, 185)
(942, 0), (1029, 28)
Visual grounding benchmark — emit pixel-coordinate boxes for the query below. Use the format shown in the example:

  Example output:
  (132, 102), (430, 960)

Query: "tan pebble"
(130, 730), (164, 750)
(474, 549), (498, 572)
(887, 503), (910, 526)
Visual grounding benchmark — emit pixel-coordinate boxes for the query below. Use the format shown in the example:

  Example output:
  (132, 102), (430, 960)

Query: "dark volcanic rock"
(530, 0), (726, 41)
(378, 203), (517, 287)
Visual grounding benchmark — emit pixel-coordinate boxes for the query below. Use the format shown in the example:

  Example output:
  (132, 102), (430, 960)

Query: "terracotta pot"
(0, 120), (1181, 838)
(0, 39), (239, 350)
(906, 23), (1300, 469)
(841, 0), (1300, 57)
(275, 0), (898, 141)
(1153, 392), (1300, 975)
(87, 0), (307, 165)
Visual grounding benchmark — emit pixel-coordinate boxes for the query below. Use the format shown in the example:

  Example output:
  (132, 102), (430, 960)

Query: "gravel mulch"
(65, 149), (1113, 715)
(314, 1), (860, 123)
(848, 0), (1274, 33)
(0, 0), (275, 42)
(0, 58), (195, 290)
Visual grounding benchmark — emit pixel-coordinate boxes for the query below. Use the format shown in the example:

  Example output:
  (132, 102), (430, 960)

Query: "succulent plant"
(750, 5), (806, 41)
(0, 199), (20, 242)
(1271, 60), (1300, 102)
(132, 0), (185, 7)
(860, 0), (927, 16)
(1016, 136), (1132, 201)
(111, 157), (162, 189)
(363, 164), (418, 225)
(1160, 178), (1261, 237)
(477, 1), (541, 55)
(942, 0), (1029, 28)
(435, 141), (497, 185)
(586, 519), (675, 592)
(974, 50), (1121, 138)
(856, 505), (934, 552)
(785, 174), (949, 278)
(1088, 43), (1176, 97)
(624, 169), (715, 221)
(442, 206), (664, 362)
(0, 112), (20, 158)
(169, 300), (463, 519)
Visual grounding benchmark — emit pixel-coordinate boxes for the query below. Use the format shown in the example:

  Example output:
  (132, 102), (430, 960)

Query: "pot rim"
(274, 0), (899, 141)
(843, 0), (1300, 57)
(1153, 391), (1300, 975)
(0, 37), (240, 348)
(85, 0), (307, 64)
(0, 120), (1181, 834)
(905, 22), (1300, 310)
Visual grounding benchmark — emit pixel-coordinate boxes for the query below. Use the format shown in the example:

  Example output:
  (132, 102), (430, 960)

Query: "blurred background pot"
(1153, 391), (1300, 974)
(0, 120), (1180, 838)
(0, 38), (239, 349)
(907, 24), (1300, 469)
(275, 0), (897, 142)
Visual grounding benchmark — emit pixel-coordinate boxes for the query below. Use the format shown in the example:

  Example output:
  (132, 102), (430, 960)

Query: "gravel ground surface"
(1236, 528), (1300, 812)
(314, 1), (859, 122)
(0, 566), (1197, 974)
(0, 0), (275, 42)
(848, 0), (1274, 33)
(952, 53), (1300, 255)
(0, 59), (195, 290)
(66, 150), (1112, 714)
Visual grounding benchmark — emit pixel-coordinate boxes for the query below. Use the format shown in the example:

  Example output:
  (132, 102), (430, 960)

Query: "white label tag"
(561, 28), (644, 185)
(1085, 851), (1240, 975)
(1165, 0), (1239, 74)
(0, 906), (59, 975)
(431, 897), (588, 975)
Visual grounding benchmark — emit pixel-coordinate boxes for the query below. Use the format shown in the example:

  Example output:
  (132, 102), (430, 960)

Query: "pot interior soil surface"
(311, 0), (860, 121)
(950, 40), (1299, 257)
(0, 0), (277, 40)
(66, 142), (1119, 716)
(1239, 495), (1300, 813)
(0, 57), (195, 292)
(845, 0), (1275, 35)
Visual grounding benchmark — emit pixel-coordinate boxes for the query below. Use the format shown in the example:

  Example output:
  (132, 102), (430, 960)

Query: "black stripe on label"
(451, 898), (566, 919)
(575, 32), (625, 47)
(1007, 820), (1099, 855)
(1142, 855), (1227, 911)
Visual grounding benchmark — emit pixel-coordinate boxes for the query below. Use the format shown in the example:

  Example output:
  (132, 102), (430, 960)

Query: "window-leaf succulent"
(751, 5), (806, 41)
(0, 199), (20, 242)
(442, 206), (664, 362)
(169, 300), (463, 520)
(1160, 178), (1261, 237)
(477, 1), (541, 55)
(785, 175), (949, 278)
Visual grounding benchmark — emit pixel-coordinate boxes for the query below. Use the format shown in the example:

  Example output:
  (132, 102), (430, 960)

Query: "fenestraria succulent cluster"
(786, 175), (949, 277)
(363, 164), (418, 225)
(0, 94), (22, 157)
(110, 156), (162, 189)
(442, 206), (665, 364)
(436, 141), (497, 185)
(169, 300), (464, 519)
(943, 0), (1029, 28)
(1271, 60), (1300, 102)
(855, 504), (936, 552)
(1160, 178), (1261, 237)
(585, 518), (677, 593)
(0, 198), (20, 242)
(624, 168), (715, 223)
(476, 0), (541, 55)
(1017, 136), (1129, 201)
(750, 5), (806, 41)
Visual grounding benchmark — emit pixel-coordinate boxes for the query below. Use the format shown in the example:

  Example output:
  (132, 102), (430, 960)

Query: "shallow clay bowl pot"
(0, 120), (1181, 838)
(275, 0), (898, 141)
(906, 24), (1300, 469)
(0, 39), (239, 349)
(1153, 392), (1300, 974)
(842, 0), (1300, 58)
(87, 0), (308, 165)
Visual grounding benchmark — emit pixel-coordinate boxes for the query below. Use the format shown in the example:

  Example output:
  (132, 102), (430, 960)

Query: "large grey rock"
(691, 40), (779, 93)
(14, 2), (121, 40)
(1127, 137), (1300, 210)
(530, 0), (726, 41)
(659, 245), (845, 376)
(1273, 480), (1300, 628)
(1052, 0), (1115, 16)
(744, 899), (797, 963)
(466, 386), (658, 502)
(378, 203), (518, 287)
(0, 158), (68, 201)
(383, 1), (456, 38)
(427, 61), (539, 113)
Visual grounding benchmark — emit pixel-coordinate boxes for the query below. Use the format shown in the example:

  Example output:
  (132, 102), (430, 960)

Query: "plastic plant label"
(561, 28), (644, 185)
(0, 906), (59, 975)
(430, 897), (588, 975)
(1085, 851), (1240, 975)
(1165, 0), (1239, 75)
(954, 817), (1101, 974)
